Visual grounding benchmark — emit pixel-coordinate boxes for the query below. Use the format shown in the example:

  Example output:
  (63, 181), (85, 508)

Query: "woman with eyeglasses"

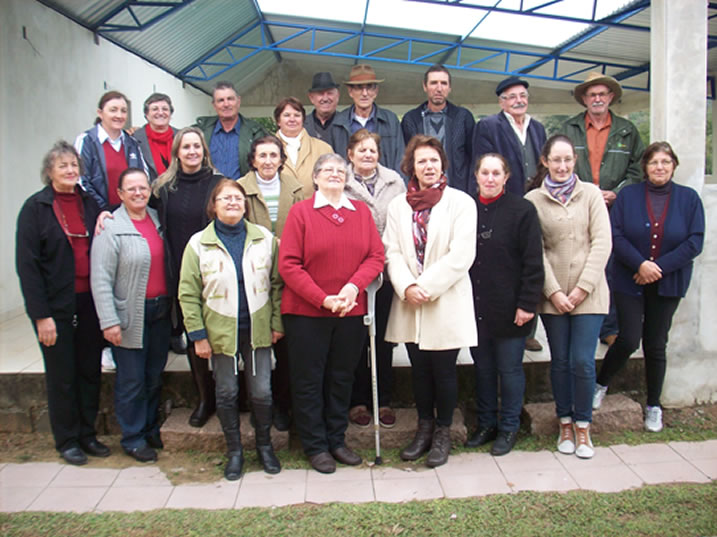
(593, 142), (704, 432)
(16, 141), (106, 466)
(525, 134), (611, 459)
(179, 179), (283, 479)
(279, 153), (384, 474)
(90, 168), (170, 463)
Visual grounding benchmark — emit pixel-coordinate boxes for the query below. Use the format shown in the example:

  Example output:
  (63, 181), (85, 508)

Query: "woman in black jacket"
(466, 153), (544, 456)
(16, 141), (107, 465)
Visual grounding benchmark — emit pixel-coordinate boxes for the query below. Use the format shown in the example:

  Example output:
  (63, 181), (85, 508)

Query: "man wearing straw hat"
(560, 72), (645, 347)
(332, 64), (405, 173)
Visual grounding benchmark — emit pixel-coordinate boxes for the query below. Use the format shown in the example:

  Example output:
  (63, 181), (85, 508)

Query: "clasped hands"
(549, 286), (588, 314)
(634, 260), (662, 285)
(322, 283), (359, 317)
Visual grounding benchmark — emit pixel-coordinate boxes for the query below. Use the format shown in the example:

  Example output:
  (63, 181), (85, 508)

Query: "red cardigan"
(279, 195), (385, 317)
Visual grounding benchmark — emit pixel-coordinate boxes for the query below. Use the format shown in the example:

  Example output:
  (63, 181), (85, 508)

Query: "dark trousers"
(271, 335), (291, 412)
(600, 254), (619, 339)
(38, 292), (104, 452)
(470, 334), (527, 433)
(112, 297), (171, 450)
(405, 344), (459, 427)
(351, 279), (394, 408)
(597, 284), (681, 407)
(284, 314), (366, 456)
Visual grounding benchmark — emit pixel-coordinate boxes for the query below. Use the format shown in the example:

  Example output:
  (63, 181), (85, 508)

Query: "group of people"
(15, 62), (704, 478)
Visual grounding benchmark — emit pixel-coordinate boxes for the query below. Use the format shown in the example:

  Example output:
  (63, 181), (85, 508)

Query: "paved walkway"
(1, 440), (714, 512)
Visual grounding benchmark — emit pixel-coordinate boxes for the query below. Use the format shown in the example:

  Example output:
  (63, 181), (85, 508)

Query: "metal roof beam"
(93, 0), (197, 33)
(355, 0), (371, 64)
(251, 0), (281, 63)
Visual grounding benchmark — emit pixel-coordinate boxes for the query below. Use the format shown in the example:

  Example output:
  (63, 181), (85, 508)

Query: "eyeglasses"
(120, 186), (150, 194)
(585, 91), (611, 99)
(647, 159), (673, 168)
(500, 92), (529, 101)
(351, 83), (377, 92)
(318, 167), (347, 177)
(547, 157), (575, 165)
(216, 195), (245, 203)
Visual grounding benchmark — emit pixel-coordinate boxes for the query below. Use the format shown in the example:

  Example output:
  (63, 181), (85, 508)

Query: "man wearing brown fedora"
(304, 72), (341, 147)
(332, 64), (404, 173)
(560, 72), (645, 347)
(560, 72), (644, 203)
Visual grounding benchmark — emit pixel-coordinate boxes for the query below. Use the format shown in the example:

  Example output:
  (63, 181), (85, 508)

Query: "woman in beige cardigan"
(275, 97), (333, 199)
(525, 134), (611, 460)
(384, 135), (477, 468)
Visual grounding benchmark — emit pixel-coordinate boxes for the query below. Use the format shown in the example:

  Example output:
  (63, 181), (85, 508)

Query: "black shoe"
(426, 426), (452, 468)
(491, 431), (518, 456)
(331, 446), (362, 466)
(224, 450), (244, 481)
(465, 426), (498, 448)
(189, 401), (214, 428)
(60, 446), (88, 466)
(400, 419), (434, 461)
(146, 434), (164, 450)
(256, 444), (281, 474)
(80, 438), (111, 458)
(169, 334), (187, 354)
(124, 445), (158, 463)
(273, 407), (291, 432)
(309, 452), (336, 474)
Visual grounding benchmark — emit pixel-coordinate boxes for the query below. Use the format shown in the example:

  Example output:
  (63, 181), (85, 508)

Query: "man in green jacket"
(560, 72), (645, 207)
(194, 81), (267, 179)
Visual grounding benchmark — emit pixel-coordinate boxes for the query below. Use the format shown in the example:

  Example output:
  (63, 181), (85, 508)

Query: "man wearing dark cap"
(401, 64), (475, 192)
(332, 64), (404, 172)
(472, 76), (546, 196)
(304, 72), (341, 146)
(560, 72), (645, 347)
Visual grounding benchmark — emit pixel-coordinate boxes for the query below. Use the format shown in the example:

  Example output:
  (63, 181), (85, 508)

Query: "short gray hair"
(312, 153), (347, 179)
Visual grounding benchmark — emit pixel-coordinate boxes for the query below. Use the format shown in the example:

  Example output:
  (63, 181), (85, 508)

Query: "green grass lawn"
(2, 482), (715, 537)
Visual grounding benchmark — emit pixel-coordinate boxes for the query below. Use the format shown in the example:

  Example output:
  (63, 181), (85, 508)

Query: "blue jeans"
(541, 313), (603, 423)
(470, 335), (526, 433)
(113, 297), (171, 450)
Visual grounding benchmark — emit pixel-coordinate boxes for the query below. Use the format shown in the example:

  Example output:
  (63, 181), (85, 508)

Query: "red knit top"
(131, 215), (168, 298)
(102, 140), (127, 207)
(278, 196), (385, 317)
(53, 190), (90, 293)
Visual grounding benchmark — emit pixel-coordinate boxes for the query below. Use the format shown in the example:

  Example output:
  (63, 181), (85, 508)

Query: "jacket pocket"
(115, 298), (130, 330)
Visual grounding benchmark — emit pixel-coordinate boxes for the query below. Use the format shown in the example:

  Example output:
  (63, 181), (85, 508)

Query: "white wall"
(0, 0), (212, 321)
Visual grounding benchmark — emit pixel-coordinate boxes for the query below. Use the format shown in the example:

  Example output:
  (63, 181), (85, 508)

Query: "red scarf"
(406, 175), (448, 273)
(145, 124), (173, 175)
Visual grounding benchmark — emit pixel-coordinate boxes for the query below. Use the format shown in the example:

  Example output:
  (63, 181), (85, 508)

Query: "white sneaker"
(592, 384), (608, 410)
(644, 406), (663, 432)
(101, 347), (116, 371)
(557, 417), (575, 454)
(574, 421), (594, 459)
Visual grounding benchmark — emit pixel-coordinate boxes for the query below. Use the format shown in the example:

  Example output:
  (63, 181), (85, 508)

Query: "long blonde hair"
(152, 126), (215, 196)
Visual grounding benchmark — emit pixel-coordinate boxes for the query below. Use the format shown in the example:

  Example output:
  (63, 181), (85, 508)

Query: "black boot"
(400, 418), (434, 461)
(187, 344), (216, 427)
(426, 425), (451, 468)
(253, 402), (281, 474)
(216, 406), (243, 480)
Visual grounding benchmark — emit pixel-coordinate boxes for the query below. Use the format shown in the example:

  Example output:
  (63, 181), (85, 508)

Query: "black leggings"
(405, 344), (458, 427)
(596, 284), (680, 407)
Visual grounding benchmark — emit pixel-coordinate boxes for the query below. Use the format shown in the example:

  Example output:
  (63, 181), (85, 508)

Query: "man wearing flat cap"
(332, 64), (404, 172)
(560, 72), (644, 203)
(304, 72), (341, 147)
(471, 76), (546, 196)
(560, 72), (645, 347)
(402, 64), (475, 192)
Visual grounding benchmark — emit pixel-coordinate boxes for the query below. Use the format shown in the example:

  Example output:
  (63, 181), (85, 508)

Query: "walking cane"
(364, 273), (384, 465)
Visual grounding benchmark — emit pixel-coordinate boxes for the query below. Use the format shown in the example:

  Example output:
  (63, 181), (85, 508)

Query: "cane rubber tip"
(374, 456), (383, 465)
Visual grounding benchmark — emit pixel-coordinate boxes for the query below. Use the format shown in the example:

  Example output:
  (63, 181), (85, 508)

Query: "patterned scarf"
(544, 173), (578, 204)
(145, 124), (173, 175)
(406, 174), (448, 273)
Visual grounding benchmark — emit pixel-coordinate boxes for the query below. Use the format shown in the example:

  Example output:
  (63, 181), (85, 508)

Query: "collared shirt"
(96, 124), (124, 151)
(503, 111), (531, 145)
(313, 190), (356, 211)
(349, 105), (377, 134)
(585, 112), (612, 186)
(210, 117), (242, 179)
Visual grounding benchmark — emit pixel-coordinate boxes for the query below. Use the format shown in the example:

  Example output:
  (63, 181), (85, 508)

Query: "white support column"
(650, 0), (715, 406)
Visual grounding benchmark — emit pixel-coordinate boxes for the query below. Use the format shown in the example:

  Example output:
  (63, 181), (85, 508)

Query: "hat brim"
(574, 77), (623, 106)
(308, 84), (340, 92)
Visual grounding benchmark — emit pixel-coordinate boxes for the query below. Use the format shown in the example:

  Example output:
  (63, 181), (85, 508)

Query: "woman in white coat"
(383, 135), (477, 468)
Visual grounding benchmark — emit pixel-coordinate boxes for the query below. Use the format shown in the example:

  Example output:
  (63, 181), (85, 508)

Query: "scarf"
(406, 174), (448, 273)
(278, 130), (301, 165)
(544, 173), (578, 204)
(145, 124), (173, 175)
(352, 165), (378, 196)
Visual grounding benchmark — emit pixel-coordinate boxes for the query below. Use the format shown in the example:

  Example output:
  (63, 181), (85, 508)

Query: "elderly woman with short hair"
(133, 93), (177, 181)
(279, 153), (385, 474)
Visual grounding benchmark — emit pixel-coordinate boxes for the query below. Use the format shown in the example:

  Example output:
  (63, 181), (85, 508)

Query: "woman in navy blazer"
(593, 142), (704, 433)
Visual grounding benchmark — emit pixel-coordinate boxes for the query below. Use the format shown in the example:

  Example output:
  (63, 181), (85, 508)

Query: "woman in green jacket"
(178, 179), (283, 480)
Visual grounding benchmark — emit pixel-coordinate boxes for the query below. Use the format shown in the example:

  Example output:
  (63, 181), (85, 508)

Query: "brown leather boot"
(426, 425), (451, 468)
(187, 345), (216, 427)
(400, 418), (434, 461)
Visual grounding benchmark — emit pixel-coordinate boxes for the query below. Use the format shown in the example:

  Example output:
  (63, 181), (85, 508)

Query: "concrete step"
(523, 393), (643, 436)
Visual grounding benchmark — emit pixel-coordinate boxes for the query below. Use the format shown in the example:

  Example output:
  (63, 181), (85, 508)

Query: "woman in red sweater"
(279, 153), (384, 474)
